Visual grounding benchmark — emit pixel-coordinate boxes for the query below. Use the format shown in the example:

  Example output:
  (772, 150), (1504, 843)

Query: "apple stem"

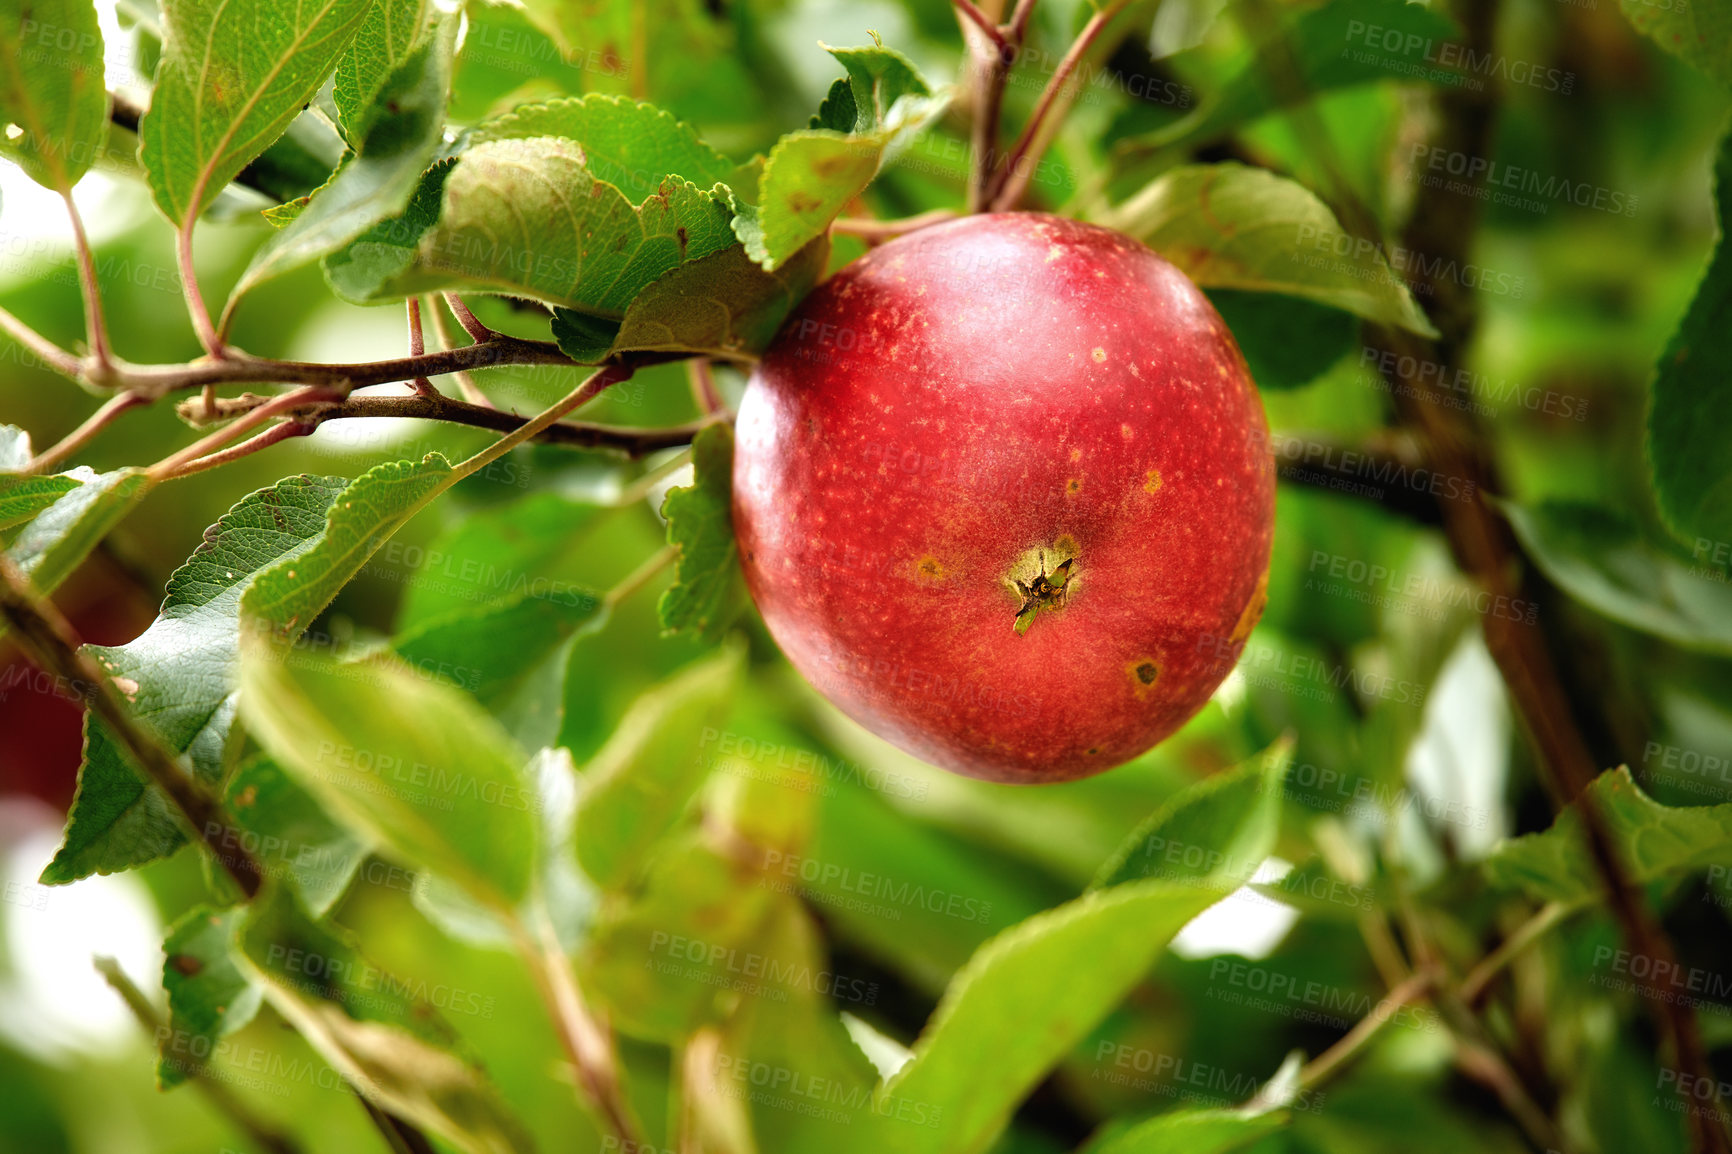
(989, 0), (1133, 212)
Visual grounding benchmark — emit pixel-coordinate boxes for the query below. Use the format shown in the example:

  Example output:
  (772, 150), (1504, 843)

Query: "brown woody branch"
(1363, 0), (1726, 1145)
(177, 390), (720, 458)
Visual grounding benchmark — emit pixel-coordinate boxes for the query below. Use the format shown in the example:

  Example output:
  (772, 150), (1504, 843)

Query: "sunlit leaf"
(658, 423), (743, 642)
(141, 0), (374, 224)
(238, 637), (538, 914)
(0, 0), (106, 189)
(41, 475), (347, 884)
(1097, 163), (1438, 337)
(573, 642), (744, 889)
(1484, 766), (1732, 906)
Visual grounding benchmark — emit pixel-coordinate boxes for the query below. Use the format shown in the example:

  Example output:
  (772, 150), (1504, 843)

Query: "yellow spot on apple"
(1092, 347), (1107, 363)
(1144, 469), (1162, 494)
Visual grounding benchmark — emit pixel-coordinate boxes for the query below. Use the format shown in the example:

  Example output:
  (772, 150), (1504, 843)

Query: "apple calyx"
(1006, 537), (1081, 635)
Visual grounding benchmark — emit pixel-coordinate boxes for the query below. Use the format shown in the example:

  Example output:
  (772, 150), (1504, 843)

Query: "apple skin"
(732, 212), (1273, 784)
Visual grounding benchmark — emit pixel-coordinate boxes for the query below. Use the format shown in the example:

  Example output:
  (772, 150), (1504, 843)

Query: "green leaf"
(40, 475), (348, 885)
(1501, 501), (1732, 655)
(158, 906), (261, 1089)
(1484, 766), (1732, 906)
(241, 455), (454, 642)
(393, 588), (607, 708)
(4, 468), (152, 643)
(573, 643), (744, 889)
(0, 472), (82, 534)
(332, 0), (430, 143)
(1091, 739), (1291, 889)
(1083, 1107), (1287, 1154)
(1129, 0), (1465, 155)
(658, 423), (742, 642)
(552, 236), (829, 363)
(1096, 163), (1439, 338)
(237, 888), (532, 1154)
(393, 490), (603, 632)
(863, 880), (1230, 1154)
(734, 44), (946, 270)
(1207, 289), (1358, 390)
(228, 10), (458, 303)
(328, 135), (736, 310)
(1648, 128), (1732, 547)
(1619, 0), (1732, 87)
(140, 0), (374, 225)
(224, 755), (367, 916)
(579, 833), (777, 1039)
(322, 157), (454, 302)
(0, 0), (107, 189)
(238, 638), (538, 913)
(469, 94), (737, 201)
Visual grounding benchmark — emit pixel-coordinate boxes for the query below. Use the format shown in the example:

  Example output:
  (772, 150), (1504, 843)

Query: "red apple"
(732, 213), (1273, 783)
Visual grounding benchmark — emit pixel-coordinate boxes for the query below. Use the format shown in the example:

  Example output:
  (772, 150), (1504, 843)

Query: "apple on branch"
(734, 213), (1274, 784)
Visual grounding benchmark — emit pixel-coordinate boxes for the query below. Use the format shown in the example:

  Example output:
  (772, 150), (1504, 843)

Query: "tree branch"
(61, 189), (112, 372)
(0, 555), (265, 897)
(990, 0), (1133, 210)
(177, 390), (719, 458)
(0, 304), (83, 378)
(25, 390), (149, 474)
(1363, 0), (1726, 1144)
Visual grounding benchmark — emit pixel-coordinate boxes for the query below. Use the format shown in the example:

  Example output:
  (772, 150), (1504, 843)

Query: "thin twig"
(1297, 968), (1436, 1090)
(146, 386), (341, 482)
(176, 222), (223, 357)
(0, 556), (264, 897)
(443, 293), (494, 343)
(184, 389), (714, 459)
(832, 209), (960, 241)
(606, 545), (677, 609)
(952, 0), (1009, 52)
(154, 419), (315, 482)
(959, 0), (1012, 211)
(61, 189), (112, 373)
(1460, 902), (1572, 1006)
(990, 0), (1133, 210)
(1006, 0), (1039, 40)
(0, 304), (82, 378)
(24, 391), (148, 474)
(687, 359), (725, 416)
(424, 294), (493, 407)
(95, 958), (300, 1154)
(405, 299), (437, 397)
(518, 915), (642, 1145)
